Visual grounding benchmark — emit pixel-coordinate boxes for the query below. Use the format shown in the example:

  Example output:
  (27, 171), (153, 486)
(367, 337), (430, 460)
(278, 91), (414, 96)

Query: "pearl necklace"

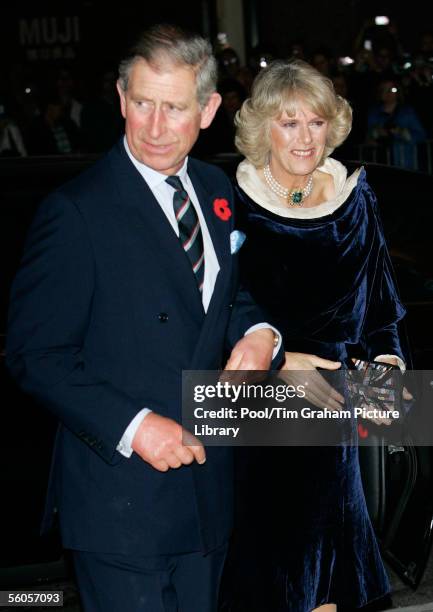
(263, 163), (314, 206)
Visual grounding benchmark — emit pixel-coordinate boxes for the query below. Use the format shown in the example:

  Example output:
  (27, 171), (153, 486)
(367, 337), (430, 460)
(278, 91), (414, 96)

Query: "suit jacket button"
(158, 312), (168, 322)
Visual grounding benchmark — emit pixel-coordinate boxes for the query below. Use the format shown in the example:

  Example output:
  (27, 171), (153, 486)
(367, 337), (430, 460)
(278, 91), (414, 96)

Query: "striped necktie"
(165, 175), (205, 292)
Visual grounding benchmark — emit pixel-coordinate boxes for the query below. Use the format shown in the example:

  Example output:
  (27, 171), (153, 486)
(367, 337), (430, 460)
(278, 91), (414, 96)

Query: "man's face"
(117, 59), (220, 175)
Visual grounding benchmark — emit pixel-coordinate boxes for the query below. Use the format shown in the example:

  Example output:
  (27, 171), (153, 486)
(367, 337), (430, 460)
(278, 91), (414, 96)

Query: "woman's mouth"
(291, 149), (314, 158)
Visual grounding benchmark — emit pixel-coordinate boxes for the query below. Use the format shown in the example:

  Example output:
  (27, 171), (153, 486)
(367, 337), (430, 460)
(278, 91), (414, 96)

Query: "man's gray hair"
(118, 24), (218, 107)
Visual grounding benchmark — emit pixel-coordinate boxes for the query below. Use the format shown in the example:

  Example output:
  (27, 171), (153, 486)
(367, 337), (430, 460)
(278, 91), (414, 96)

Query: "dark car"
(1, 154), (432, 595)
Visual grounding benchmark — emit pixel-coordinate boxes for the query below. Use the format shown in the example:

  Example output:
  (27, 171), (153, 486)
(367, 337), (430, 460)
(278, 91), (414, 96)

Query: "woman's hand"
(280, 352), (344, 411)
(373, 355), (413, 401)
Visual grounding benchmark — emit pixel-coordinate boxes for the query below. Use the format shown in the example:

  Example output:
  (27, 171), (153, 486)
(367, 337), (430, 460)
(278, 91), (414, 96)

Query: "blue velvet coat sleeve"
(360, 183), (406, 360)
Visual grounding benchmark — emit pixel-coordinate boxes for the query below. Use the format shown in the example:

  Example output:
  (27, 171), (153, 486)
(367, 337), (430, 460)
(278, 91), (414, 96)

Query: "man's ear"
(116, 81), (127, 119)
(200, 92), (222, 129)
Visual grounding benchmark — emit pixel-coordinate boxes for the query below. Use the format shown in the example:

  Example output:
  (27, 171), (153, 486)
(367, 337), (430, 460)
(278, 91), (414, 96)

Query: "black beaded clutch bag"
(346, 358), (402, 416)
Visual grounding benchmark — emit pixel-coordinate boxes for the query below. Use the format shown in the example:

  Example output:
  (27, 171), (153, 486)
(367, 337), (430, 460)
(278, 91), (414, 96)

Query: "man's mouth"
(143, 142), (175, 153)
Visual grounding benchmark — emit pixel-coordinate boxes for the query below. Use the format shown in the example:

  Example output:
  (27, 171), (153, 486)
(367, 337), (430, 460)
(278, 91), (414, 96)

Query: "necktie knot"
(165, 175), (184, 192)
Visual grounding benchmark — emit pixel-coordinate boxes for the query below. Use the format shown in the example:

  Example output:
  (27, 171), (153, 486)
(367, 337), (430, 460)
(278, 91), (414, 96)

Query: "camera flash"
(375, 16), (390, 25)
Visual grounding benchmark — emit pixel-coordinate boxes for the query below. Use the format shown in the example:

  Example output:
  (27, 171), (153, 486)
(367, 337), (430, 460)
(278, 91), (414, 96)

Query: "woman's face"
(268, 100), (329, 181)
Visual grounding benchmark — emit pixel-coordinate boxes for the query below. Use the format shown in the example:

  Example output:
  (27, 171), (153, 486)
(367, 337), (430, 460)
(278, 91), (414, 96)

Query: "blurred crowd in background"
(1, 17), (433, 172)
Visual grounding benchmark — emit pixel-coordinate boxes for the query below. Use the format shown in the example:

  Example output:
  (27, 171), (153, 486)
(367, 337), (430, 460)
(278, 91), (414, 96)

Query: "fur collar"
(236, 157), (362, 219)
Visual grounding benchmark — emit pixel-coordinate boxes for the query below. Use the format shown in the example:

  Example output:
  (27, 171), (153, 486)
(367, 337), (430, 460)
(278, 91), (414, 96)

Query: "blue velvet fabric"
(236, 168), (405, 364)
(223, 168), (405, 610)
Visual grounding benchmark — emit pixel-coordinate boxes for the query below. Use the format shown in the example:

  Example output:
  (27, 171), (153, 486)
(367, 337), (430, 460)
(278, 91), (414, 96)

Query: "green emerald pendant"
(290, 191), (303, 205)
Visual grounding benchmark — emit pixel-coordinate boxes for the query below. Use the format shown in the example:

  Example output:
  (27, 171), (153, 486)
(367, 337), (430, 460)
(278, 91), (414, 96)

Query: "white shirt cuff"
(244, 323), (282, 360)
(116, 408), (152, 458)
(374, 354), (406, 372)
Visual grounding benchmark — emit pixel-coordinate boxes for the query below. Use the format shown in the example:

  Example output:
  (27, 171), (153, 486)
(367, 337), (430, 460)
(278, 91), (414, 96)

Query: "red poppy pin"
(213, 198), (232, 221)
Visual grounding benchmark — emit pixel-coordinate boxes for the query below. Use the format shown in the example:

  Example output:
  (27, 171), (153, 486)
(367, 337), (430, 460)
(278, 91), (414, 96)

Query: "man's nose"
(149, 109), (166, 139)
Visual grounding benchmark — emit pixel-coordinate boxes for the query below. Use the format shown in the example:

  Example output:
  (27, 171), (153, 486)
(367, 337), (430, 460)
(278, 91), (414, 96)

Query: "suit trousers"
(72, 543), (228, 612)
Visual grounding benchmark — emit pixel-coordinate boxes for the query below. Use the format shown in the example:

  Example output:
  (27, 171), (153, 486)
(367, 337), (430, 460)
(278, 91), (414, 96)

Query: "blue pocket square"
(230, 230), (246, 254)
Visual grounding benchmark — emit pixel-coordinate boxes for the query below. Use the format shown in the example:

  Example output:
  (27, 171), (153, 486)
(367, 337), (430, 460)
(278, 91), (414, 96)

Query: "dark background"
(252, 0), (431, 57)
(1, 0), (431, 79)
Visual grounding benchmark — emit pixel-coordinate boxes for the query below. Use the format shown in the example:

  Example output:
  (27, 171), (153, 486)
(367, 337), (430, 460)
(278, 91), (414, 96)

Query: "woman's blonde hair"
(235, 59), (352, 167)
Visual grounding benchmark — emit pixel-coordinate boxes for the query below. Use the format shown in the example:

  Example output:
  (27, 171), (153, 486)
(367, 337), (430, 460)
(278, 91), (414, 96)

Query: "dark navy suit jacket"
(6, 140), (270, 556)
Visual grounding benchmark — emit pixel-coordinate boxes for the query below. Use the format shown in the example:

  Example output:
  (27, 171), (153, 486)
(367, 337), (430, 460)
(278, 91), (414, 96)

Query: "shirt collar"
(123, 136), (189, 188)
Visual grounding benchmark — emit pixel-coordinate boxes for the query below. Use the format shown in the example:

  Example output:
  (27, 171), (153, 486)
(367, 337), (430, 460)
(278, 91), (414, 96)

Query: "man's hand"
(280, 352), (344, 411)
(224, 328), (275, 371)
(131, 413), (206, 472)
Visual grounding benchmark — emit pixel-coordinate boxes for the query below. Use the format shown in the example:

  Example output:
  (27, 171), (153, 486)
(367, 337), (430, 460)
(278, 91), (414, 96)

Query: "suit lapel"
(108, 144), (233, 344)
(109, 143), (204, 318)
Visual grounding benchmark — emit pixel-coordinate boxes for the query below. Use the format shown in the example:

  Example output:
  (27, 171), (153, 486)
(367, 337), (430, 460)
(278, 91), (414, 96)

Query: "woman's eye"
(312, 120), (325, 127)
(282, 122), (297, 128)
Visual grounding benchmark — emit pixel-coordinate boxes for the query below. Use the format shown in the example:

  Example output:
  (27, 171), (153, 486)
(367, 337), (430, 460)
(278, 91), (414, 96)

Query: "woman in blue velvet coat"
(221, 60), (406, 612)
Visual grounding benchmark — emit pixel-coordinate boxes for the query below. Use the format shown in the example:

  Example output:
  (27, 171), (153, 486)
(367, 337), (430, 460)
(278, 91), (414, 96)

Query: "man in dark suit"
(6, 24), (281, 612)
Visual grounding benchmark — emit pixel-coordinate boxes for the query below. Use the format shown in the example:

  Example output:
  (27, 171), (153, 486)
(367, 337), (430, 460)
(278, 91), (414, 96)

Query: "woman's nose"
(299, 124), (313, 144)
